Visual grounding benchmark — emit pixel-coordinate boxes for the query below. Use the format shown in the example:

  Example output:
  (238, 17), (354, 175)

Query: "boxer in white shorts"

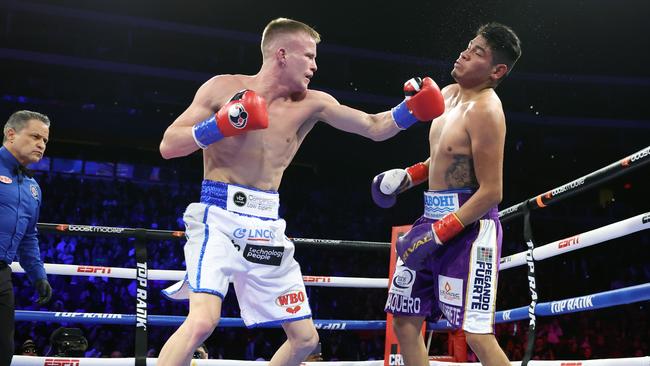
(155, 17), (444, 366)
(163, 181), (311, 326)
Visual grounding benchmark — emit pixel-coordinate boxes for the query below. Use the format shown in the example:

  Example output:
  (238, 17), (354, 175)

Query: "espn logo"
(303, 275), (331, 283)
(43, 359), (80, 366)
(558, 235), (579, 249)
(77, 266), (111, 274)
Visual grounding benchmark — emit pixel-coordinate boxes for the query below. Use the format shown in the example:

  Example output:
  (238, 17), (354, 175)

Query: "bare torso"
(428, 84), (502, 190)
(204, 75), (322, 190)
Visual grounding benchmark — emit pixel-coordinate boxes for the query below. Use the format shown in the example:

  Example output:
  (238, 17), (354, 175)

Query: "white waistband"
(423, 191), (461, 219)
(225, 184), (280, 219)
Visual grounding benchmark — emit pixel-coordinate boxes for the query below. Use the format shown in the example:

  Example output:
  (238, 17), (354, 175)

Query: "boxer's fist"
(397, 214), (464, 270)
(371, 169), (406, 208)
(192, 90), (269, 148)
(371, 162), (428, 208)
(216, 90), (268, 137)
(396, 223), (440, 271)
(392, 77), (445, 129)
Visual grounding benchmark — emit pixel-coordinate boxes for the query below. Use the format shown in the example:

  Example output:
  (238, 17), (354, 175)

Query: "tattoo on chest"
(445, 155), (478, 188)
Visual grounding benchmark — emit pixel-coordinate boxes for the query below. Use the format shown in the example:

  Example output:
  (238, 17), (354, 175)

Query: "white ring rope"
(9, 262), (388, 288)
(11, 212), (648, 288)
(10, 355), (650, 366)
(500, 211), (649, 270)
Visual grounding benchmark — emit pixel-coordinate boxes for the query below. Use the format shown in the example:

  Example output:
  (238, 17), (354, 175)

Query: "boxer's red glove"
(192, 89), (269, 148)
(392, 77), (445, 129)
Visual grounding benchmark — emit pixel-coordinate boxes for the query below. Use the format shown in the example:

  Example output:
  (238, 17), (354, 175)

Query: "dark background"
(2, 0), (649, 193)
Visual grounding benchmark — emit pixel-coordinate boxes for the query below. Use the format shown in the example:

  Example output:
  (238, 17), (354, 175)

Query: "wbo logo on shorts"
(276, 290), (305, 314)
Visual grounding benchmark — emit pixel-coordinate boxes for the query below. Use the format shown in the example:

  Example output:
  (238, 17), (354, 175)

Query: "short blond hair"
(261, 18), (321, 58)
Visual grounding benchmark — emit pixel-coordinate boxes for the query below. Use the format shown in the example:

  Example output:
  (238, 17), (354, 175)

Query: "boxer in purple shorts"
(385, 190), (502, 331)
(372, 23), (521, 366)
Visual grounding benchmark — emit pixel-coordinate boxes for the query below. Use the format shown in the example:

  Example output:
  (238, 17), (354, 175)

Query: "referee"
(1, 110), (52, 365)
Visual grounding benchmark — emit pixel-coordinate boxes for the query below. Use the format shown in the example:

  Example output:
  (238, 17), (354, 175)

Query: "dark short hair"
(3, 110), (51, 142)
(477, 22), (522, 76)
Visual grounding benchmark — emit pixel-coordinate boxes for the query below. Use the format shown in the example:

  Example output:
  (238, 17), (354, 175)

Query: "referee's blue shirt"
(0, 146), (45, 283)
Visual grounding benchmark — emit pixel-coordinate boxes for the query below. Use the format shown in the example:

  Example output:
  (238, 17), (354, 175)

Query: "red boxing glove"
(192, 90), (269, 148)
(432, 213), (464, 244)
(217, 90), (268, 137)
(392, 77), (445, 129)
(405, 77), (445, 122)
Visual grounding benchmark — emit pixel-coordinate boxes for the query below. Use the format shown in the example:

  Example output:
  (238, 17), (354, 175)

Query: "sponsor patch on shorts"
(438, 275), (463, 307)
(476, 246), (493, 263)
(389, 266), (416, 297)
(243, 244), (284, 266)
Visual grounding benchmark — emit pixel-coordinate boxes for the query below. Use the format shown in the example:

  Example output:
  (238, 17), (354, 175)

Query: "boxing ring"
(10, 146), (650, 365)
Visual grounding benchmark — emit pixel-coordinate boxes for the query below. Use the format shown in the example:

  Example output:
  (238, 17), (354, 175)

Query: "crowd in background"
(13, 170), (649, 360)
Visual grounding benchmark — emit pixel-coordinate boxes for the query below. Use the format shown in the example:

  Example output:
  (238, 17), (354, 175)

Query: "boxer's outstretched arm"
(316, 97), (400, 141)
(311, 91), (399, 141)
(314, 77), (444, 141)
(160, 77), (224, 159)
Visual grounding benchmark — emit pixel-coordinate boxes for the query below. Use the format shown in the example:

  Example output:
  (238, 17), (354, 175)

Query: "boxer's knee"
(285, 320), (319, 355)
(464, 331), (495, 354)
(185, 294), (222, 345)
(393, 316), (425, 343)
(184, 311), (220, 345)
(290, 329), (319, 355)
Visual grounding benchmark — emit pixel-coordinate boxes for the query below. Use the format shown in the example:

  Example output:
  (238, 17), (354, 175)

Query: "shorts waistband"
(200, 180), (280, 220)
(423, 188), (499, 220)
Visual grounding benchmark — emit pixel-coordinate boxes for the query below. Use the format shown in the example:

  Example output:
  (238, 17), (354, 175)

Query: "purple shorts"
(385, 190), (502, 334)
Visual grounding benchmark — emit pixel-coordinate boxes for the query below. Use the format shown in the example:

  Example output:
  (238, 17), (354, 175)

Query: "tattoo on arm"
(445, 155), (478, 188)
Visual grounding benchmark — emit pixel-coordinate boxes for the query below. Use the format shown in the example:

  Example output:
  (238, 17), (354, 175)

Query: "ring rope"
(499, 145), (650, 222)
(14, 212), (647, 287)
(9, 263), (388, 288)
(16, 282), (650, 329)
(500, 211), (649, 270)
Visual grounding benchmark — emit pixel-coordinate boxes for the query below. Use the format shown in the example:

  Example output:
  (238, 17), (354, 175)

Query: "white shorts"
(163, 181), (312, 328)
